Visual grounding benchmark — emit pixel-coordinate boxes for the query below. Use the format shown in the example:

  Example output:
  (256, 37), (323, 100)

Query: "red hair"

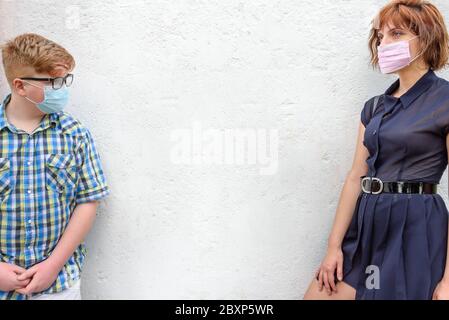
(1, 33), (75, 85)
(369, 0), (449, 71)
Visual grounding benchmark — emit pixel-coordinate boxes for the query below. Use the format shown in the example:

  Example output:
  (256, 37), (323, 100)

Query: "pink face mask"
(377, 36), (423, 74)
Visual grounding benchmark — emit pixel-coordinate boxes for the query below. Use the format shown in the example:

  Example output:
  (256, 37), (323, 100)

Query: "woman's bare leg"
(303, 277), (356, 300)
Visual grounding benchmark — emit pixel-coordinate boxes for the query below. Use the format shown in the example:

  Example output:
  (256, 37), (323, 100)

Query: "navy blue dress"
(341, 68), (449, 299)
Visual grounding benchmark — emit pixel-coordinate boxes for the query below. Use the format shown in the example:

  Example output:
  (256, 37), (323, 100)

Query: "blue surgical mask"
(23, 81), (69, 114)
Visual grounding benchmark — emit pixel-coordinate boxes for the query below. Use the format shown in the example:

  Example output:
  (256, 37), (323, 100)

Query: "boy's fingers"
(14, 281), (30, 290)
(16, 278), (31, 287)
(15, 279), (36, 295)
(10, 264), (26, 274)
(14, 279), (29, 292)
(15, 288), (30, 295)
(17, 268), (36, 281)
(15, 286), (28, 295)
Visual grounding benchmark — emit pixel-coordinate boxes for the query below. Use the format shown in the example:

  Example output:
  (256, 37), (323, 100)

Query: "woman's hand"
(432, 277), (449, 300)
(315, 246), (344, 295)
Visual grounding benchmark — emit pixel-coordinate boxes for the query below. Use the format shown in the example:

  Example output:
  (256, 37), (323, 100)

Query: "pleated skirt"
(341, 191), (448, 299)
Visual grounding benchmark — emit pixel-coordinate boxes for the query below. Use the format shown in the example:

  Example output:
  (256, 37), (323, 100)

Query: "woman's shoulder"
(360, 95), (382, 127)
(434, 76), (449, 92)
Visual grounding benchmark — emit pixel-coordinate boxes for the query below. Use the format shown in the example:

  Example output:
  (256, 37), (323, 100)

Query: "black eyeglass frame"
(19, 73), (74, 90)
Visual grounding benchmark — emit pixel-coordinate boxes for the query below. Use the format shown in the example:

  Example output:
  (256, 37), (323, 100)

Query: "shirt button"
(27, 219), (32, 224)
(27, 161), (32, 166)
(372, 130), (377, 135)
(27, 189), (32, 194)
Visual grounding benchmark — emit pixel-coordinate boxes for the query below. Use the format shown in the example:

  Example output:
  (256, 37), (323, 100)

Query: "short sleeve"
(75, 128), (110, 204)
(436, 108), (449, 137)
(360, 96), (378, 127)
(430, 85), (449, 137)
(437, 111), (449, 137)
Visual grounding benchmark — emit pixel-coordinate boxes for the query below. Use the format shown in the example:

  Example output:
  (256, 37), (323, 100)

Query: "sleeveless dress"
(341, 68), (449, 299)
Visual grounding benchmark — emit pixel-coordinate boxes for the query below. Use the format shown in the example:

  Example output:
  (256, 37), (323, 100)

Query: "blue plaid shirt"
(0, 93), (110, 299)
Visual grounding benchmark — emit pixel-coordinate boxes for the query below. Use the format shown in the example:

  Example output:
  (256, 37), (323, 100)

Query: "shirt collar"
(0, 93), (61, 133)
(383, 67), (438, 109)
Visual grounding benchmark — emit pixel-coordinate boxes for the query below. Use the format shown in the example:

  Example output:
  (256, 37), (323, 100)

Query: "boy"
(0, 33), (110, 300)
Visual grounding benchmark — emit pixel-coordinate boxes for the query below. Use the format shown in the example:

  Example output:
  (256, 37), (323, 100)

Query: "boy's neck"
(5, 93), (46, 133)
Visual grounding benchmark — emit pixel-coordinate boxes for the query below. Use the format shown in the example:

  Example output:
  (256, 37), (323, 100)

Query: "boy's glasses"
(19, 73), (74, 90)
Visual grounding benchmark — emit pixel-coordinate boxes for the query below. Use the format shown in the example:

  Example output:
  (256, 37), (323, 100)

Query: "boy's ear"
(11, 78), (27, 96)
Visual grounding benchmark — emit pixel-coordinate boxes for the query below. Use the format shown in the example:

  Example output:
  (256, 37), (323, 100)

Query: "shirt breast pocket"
(0, 157), (11, 198)
(45, 153), (78, 193)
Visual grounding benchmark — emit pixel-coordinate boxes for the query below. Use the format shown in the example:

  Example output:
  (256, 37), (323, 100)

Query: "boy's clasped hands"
(0, 260), (61, 296)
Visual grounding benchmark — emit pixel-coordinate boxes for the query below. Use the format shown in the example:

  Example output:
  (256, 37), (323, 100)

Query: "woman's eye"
(393, 31), (403, 37)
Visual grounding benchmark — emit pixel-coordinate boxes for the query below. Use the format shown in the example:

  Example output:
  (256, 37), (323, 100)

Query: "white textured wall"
(1, 0), (449, 299)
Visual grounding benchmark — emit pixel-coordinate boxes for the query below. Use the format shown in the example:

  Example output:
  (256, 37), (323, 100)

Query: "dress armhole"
(361, 95), (381, 127)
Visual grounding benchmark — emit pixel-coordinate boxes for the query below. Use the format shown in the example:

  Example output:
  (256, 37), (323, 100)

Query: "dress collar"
(383, 68), (438, 110)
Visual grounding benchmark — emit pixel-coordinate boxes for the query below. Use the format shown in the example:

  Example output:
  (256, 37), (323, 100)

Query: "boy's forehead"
(49, 66), (70, 77)
(33, 67), (69, 78)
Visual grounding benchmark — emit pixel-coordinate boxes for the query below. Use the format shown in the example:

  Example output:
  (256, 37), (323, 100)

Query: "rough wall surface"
(1, 0), (449, 299)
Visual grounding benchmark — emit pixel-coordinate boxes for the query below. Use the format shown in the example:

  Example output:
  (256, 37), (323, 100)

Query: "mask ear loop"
(21, 80), (45, 105)
(408, 36), (427, 65)
(409, 50), (424, 64)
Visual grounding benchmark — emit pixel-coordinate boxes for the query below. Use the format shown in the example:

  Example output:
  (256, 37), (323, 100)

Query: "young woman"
(303, 0), (449, 300)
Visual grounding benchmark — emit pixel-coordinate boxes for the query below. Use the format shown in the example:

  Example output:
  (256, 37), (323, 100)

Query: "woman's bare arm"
(315, 120), (370, 295)
(327, 121), (369, 249)
(441, 136), (449, 281)
(430, 136), (449, 299)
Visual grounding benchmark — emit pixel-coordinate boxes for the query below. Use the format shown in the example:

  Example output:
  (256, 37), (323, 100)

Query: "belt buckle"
(361, 176), (383, 194)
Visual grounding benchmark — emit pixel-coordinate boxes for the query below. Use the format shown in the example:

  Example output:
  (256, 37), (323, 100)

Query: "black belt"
(360, 176), (438, 194)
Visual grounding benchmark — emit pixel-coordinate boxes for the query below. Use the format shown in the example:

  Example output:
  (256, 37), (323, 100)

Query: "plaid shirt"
(0, 93), (110, 300)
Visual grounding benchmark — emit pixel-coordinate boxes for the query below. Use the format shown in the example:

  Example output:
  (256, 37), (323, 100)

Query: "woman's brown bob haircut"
(369, 0), (449, 71)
